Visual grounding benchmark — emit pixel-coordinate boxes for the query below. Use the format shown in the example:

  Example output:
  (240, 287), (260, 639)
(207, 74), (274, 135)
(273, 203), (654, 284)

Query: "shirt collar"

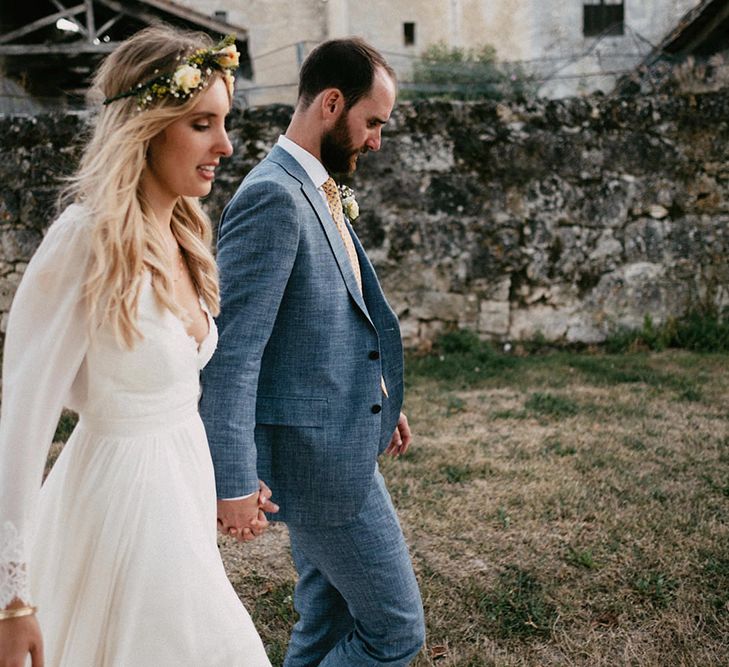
(277, 135), (329, 189)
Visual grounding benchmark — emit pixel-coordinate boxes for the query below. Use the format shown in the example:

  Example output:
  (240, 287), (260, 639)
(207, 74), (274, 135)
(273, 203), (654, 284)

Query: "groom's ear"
(320, 88), (345, 123)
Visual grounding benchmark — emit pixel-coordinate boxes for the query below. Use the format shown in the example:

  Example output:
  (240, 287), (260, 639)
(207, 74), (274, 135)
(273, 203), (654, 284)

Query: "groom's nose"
(366, 128), (382, 152)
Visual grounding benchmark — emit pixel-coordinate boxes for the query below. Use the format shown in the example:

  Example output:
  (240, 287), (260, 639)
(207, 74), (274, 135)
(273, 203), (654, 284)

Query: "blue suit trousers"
(284, 470), (425, 666)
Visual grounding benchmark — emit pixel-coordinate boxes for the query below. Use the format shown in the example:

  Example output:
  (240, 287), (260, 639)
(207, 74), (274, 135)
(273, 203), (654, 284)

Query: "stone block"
(419, 319), (446, 341)
(624, 218), (668, 263)
(397, 135), (455, 173)
(478, 300), (510, 336)
(410, 291), (466, 322)
(399, 317), (420, 348)
(509, 305), (573, 341)
(0, 272), (22, 311)
(589, 262), (672, 331)
(566, 317), (605, 343)
(458, 293), (480, 330)
(1, 228), (41, 263)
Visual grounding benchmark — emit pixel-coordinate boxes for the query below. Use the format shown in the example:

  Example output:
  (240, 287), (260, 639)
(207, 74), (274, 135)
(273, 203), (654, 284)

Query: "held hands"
(0, 602), (44, 667)
(216, 480), (279, 543)
(385, 412), (412, 457)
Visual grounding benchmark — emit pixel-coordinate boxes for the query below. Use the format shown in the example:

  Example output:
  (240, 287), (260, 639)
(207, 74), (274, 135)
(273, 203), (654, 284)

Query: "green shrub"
(405, 41), (536, 101)
(406, 329), (518, 387)
(672, 310), (729, 351)
(605, 311), (729, 353)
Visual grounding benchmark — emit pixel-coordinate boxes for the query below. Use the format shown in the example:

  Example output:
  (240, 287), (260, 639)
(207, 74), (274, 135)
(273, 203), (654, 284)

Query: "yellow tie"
(321, 178), (388, 399)
(322, 177), (362, 293)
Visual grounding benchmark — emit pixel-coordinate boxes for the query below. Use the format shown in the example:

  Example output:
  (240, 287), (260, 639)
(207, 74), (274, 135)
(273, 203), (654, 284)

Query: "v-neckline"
(182, 297), (211, 353)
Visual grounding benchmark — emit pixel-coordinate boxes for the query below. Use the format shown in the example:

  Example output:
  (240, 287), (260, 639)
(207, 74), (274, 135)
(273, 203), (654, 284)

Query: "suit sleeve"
(0, 207), (91, 608)
(200, 179), (300, 499)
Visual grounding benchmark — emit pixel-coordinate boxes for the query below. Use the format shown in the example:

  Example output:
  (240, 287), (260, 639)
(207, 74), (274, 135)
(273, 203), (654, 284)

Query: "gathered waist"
(77, 399), (202, 438)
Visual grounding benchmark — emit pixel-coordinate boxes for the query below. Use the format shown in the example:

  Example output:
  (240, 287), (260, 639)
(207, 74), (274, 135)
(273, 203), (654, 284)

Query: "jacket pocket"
(256, 395), (327, 427)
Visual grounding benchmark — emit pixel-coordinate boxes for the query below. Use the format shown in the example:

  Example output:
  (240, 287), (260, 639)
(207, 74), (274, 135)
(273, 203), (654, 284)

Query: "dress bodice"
(71, 275), (218, 426)
(0, 204), (221, 610)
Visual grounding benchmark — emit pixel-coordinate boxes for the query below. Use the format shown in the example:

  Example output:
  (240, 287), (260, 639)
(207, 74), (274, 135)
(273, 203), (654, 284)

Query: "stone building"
(174, 0), (702, 104)
(0, 1), (711, 108)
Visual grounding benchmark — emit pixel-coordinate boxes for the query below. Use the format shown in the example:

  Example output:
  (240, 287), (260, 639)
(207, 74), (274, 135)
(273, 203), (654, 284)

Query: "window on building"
(213, 10), (228, 23)
(403, 22), (416, 46)
(583, 1), (624, 37)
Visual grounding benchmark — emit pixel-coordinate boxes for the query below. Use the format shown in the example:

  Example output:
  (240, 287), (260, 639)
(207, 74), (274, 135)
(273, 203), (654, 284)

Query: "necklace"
(167, 240), (186, 282)
(174, 250), (187, 283)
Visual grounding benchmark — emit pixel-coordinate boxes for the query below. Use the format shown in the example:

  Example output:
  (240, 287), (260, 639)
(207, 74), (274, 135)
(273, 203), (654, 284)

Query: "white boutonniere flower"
(339, 184), (360, 222)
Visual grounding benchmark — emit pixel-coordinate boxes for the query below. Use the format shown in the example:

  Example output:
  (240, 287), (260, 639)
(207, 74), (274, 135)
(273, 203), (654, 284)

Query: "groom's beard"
(320, 111), (362, 176)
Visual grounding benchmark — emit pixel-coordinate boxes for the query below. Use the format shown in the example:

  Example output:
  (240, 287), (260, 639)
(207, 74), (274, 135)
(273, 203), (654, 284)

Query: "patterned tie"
(322, 177), (362, 293)
(321, 178), (388, 398)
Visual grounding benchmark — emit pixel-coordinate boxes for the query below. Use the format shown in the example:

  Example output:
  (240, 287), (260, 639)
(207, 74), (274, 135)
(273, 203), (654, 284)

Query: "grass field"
(219, 342), (729, 666)
(45, 339), (729, 665)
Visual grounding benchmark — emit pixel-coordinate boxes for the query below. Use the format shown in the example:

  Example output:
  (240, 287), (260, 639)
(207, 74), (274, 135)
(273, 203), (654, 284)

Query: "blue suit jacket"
(199, 145), (404, 526)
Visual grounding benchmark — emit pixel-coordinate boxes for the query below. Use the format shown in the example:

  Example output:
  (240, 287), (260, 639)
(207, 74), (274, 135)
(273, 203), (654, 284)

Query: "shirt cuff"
(219, 491), (258, 501)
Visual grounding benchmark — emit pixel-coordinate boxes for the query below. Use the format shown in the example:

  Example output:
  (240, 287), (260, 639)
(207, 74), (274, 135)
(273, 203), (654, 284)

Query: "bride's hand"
(0, 610), (44, 667)
(217, 495), (261, 542)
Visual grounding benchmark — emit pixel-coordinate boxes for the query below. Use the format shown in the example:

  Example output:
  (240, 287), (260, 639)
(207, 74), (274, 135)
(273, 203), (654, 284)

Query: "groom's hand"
(385, 412), (412, 457)
(257, 480), (280, 515)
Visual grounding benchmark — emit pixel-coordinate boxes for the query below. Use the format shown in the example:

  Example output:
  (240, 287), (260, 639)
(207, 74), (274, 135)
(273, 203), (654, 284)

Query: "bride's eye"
(192, 123), (210, 131)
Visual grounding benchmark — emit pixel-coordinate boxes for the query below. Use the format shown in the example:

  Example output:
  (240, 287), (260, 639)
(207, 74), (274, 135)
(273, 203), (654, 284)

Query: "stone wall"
(1, 91), (728, 347)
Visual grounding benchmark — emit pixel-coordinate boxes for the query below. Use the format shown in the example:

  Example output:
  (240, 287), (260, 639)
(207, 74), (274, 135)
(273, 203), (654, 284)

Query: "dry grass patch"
(389, 348), (729, 666)
(45, 348), (729, 665)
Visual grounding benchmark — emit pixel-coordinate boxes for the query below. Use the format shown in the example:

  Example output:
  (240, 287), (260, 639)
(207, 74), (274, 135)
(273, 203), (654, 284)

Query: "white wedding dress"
(0, 205), (270, 666)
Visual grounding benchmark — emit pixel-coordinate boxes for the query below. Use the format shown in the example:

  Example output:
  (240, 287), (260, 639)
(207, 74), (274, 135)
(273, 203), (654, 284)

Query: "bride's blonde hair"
(63, 24), (224, 348)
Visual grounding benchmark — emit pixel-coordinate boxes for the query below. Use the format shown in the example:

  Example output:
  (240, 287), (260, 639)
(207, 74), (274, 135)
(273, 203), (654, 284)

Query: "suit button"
(369, 350), (380, 360)
(371, 404), (382, 414)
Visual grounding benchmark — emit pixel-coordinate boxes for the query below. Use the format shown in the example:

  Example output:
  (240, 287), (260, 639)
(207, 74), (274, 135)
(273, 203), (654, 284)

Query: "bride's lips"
(197, 163), (218, 181)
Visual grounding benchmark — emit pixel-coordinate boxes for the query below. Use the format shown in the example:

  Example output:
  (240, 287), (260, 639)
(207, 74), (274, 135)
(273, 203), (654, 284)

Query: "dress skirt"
(30, 406), (270, 666)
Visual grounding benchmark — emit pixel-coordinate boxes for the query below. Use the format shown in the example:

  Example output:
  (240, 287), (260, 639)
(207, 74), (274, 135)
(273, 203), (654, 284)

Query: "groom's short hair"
(298, 37), (396, 111)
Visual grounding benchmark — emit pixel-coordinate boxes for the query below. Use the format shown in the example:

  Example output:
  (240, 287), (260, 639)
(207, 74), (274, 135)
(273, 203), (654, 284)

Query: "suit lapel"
(269, 147), (372, 324)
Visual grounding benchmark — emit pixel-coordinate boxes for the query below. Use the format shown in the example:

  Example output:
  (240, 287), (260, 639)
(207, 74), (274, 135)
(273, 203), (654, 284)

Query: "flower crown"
(103, 35), (240, 110)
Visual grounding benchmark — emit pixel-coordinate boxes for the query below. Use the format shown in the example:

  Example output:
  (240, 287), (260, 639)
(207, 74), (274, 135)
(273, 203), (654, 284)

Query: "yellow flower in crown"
(215, 44), (240, 68)
(172, 65), (202, 94)
(222, 70), (236, 97)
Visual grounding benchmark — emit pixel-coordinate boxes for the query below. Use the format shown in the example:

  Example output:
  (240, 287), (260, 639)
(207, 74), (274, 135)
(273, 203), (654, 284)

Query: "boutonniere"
(338, 184), (360, 222)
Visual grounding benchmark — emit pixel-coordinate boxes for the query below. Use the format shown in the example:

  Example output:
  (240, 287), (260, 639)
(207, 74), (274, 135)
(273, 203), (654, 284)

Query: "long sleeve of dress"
(0, 205), (91, 608)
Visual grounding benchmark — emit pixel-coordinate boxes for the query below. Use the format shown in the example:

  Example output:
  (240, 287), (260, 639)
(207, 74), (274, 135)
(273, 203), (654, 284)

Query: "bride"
(0, 25), (273, 666)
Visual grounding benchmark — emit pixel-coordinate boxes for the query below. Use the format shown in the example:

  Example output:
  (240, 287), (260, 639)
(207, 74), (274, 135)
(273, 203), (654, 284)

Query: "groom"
(200, 38), (425, 666)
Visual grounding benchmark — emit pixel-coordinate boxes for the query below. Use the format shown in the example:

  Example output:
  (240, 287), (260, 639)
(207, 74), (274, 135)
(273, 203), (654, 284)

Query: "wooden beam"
(0, 43), (116, 55)
(673, 2), (729, 54)
(97, 0), (248, 38)
(85, 0), (97, 41)
(138, 0), (248, 37)
(95, 0), (173, 30)
(50, 0), (89, 37)
(0, 4), (86, 44)
(96, 14), (122, 38)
